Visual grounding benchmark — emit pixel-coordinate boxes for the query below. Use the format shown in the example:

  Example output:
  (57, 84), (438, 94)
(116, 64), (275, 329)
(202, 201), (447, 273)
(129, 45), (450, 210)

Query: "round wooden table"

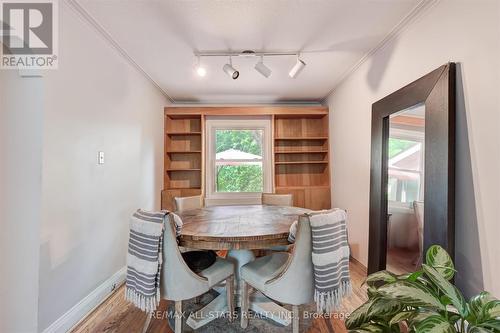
(176, 205), (310, 329)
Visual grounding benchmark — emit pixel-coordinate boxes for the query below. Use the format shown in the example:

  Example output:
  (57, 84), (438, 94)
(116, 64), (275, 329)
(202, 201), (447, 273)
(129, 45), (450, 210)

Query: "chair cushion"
(241, 252), (290, 291)
(198, 257), (234, 287)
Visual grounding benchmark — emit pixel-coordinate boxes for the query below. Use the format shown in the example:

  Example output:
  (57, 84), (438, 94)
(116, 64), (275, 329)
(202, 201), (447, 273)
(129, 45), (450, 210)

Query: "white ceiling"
(77, 0), (422, 104)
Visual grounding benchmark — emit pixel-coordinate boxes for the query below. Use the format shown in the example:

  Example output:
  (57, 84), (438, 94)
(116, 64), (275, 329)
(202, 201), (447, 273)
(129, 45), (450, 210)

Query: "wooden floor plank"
(71, 261), (367, 333)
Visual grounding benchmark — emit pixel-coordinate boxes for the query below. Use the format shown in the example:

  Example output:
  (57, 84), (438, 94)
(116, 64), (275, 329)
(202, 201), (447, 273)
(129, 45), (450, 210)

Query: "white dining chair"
(174, 195), (203, 212)
(262, 193), (294, 252)
(240, 214), (314, 333)
(261, 193), (293, 206)
(142, 215), (235, 333)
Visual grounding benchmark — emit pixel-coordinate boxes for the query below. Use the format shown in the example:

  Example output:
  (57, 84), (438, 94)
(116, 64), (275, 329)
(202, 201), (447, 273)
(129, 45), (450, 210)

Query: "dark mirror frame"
(368, 63), (456, 274)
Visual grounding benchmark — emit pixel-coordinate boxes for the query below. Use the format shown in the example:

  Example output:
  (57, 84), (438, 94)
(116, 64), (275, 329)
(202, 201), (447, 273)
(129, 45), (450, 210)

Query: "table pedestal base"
(186, 249), (291, 329)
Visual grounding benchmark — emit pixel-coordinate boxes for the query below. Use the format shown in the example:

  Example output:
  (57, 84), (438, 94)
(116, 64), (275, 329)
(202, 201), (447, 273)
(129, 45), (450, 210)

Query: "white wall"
(327, 0), (500, 297)
(36, 2), (168, 330)
(0, 2), (167, 332)
(0, 71), (44, 333)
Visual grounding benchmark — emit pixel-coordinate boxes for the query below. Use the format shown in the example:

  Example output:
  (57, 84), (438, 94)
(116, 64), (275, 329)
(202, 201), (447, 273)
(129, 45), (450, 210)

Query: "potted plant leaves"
(346, 245), (500, 333)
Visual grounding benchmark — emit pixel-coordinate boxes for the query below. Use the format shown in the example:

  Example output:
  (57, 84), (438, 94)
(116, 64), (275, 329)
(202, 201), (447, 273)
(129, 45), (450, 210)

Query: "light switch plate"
(98, 151), (105, 164)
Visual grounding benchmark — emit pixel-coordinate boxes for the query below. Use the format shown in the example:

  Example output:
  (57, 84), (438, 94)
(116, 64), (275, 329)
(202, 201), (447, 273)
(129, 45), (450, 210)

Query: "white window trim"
(388, 127), (425, 213)
(205, 116), (272, 206)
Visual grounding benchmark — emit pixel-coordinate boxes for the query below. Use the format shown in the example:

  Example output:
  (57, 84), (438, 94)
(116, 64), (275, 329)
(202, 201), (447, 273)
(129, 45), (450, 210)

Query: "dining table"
(176, 204), (311, 329)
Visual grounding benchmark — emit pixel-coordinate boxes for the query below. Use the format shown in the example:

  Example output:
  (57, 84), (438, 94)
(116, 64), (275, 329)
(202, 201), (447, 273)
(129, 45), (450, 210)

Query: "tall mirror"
(386, 105), (425, 274)
(368, 63), (456, 274)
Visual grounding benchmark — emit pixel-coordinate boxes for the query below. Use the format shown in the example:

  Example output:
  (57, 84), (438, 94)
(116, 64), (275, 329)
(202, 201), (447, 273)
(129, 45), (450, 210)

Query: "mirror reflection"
(386, 104), (425, 274)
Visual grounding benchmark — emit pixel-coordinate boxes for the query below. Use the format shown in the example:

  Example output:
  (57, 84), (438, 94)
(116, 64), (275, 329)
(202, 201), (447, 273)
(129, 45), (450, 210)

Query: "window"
(206, 117), (272, 205)
(388, 129), (424, 210)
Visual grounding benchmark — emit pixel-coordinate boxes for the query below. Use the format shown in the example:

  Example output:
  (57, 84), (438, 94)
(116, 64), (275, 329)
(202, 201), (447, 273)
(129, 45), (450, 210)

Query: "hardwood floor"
(387, 247), (420, 275)
(71, 261), (367, 333)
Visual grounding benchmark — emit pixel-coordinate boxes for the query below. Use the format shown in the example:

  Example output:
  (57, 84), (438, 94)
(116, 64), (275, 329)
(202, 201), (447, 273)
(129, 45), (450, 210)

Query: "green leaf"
(346, 301), (374, 329)
(365, 270), (398, 287)
(425, 245), (455, 280)
(414, 315), (456, 333)
(377, 281), (445, 310)
(355, 323), (385, 333)
(390, 311), (415, 325)
(368, 298), (403, 318)
(409, 311), (440, 327)
(469, 326), (494, 333)
(407, 271), (425, 282)
(368, 287), (381, 299)
(479, 320), (500, 332)
(470, 292), (496, 322)
(482, 300), (500, 321)
(422, 264), (468, 317)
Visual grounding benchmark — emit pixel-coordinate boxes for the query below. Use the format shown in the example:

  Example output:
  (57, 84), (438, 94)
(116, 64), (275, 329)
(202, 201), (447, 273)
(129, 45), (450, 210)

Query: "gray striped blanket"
(310, 209), (351, 313)
(125, 209), (182, 312)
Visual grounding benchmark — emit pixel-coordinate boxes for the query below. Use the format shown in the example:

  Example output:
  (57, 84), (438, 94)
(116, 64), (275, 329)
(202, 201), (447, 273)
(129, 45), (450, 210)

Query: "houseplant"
(346, 245), (500, 333)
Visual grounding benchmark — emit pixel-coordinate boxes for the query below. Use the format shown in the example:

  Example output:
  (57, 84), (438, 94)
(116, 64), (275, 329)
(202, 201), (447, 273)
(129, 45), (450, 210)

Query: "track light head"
(194, 56), (206, 77)
(254, 57), (272, 78)
(289, 57), (306, 78)
(223, 57), (239, 79)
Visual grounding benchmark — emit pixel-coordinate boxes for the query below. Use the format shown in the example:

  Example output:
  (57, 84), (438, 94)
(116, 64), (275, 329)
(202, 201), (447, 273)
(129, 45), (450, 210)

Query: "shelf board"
(275, 136), (328, 140)
(166, 150), (202, 154)
(166, 169), (201, 172)
(275, 185), (330, 190)
(166, 132), (202, 135)
(167, 187), (202, 190)
(275, 161), (328, 165)
(275, 150), (328, 154)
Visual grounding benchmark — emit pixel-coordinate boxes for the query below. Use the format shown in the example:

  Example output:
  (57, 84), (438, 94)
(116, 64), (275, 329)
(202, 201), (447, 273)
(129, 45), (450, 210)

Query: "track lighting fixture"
(289, 55), (306, 78)
(223, 57), (239, 79)
(194, 56), (206, 77)
(254, 56), (272, 78)
(193, 50), (307, 79)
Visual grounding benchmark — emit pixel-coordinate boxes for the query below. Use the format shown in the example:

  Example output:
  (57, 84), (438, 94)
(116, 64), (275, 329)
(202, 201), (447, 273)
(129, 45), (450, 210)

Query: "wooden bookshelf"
(162, 107), (331, 211)
(162, 114), (203, 210)
(273, 113), (331, 210)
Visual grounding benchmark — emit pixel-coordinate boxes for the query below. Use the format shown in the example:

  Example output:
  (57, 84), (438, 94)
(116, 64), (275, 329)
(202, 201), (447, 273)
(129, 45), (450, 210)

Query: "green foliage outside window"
(389, 138), (418, 158)
(215, 130), (264, 192)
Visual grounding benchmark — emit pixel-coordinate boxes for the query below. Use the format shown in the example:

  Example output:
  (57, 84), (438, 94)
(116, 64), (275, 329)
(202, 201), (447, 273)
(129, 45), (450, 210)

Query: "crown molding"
(321, 0), (440, 103)
(65, 0), (175, 103)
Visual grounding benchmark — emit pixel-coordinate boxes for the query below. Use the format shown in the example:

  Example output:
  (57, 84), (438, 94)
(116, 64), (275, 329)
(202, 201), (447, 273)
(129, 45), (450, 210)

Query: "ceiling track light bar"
(194, 51), (299, 58)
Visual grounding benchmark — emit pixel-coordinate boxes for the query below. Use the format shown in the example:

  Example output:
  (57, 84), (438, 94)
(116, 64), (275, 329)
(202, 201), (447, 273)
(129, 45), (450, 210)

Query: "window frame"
(205, 116), (272, 206)
(387, 127), (425, 213)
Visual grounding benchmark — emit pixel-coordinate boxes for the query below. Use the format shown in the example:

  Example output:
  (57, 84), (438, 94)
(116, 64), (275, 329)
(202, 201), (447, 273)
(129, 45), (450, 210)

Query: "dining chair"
(174, 195), (203, 212)
(143, 214), (235, 333)
(261, 193), (293, 206)
(262, 193), (294, 252)
(240, 214), (314, 333)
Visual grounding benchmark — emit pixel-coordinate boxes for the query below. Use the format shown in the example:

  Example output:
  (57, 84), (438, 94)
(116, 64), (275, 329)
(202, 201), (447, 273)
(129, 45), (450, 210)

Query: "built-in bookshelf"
(162, 107), (331, 211)
(273, 113), (331, 210)
(162, 114), (203, 210)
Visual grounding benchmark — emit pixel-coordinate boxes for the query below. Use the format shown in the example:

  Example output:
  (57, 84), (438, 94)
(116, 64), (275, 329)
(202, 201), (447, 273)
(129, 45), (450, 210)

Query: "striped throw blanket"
(125, 209), (182, 312)
(310, 209), (351, 313)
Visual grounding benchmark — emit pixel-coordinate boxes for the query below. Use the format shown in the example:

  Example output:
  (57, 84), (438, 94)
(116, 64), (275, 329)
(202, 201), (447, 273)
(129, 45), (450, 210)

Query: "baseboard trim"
(350, 256), (368, 274)
(42, 266), (126, 333)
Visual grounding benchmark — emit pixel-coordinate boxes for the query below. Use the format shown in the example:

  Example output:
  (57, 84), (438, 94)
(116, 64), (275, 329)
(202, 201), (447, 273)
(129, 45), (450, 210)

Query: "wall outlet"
(98, 151), (105, 164)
